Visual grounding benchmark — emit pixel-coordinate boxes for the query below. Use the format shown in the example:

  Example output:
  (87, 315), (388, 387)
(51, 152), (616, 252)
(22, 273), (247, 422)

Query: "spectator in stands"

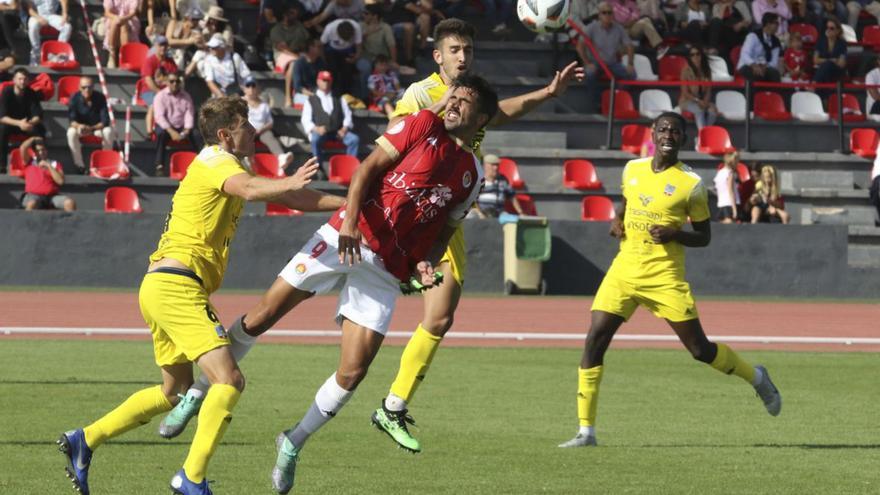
(790, 0), (819, 25)
(0, 48), (14, 82)
(245, 78), (294, 168)
(570, 0), (602, 26)
(813, 17), (848, 90)
(709, 0), (752, 59)
(146, 0), (176, 41)
(103, 0), (143, 69)
(368, 54), (403, 116)
(0, 0), (20, 51)
(404, 0), (443, 50)
(201, 6), (233, 47)
(737, 13), (783, 82)
(481, 0), (514, 34)
(305, 0), (365, 32)
(322, 18), (363, 97)
(0, 68), (45, 173)
(750, 164), (789, 223)
(301, 70), (359, 178)
(610, 0), (667, 56)
(271, 4), (310, 74)
(713, 150), (741, 223)
(751, 0), (791, 37)
(679, 45), (716, 130)
(166, 7), (204, 68)
(152, 72), (202, 176)
(578, 1), (635, 113)
(865, 55), (880, 116)
(674, 0), (711, 47)
(288, 37), (326, 107)
(814, 0), (848, 30)
(19, 137), (75, 211)
(373, 0), (417, 64)
(141, 35), (178, 105)
(471, 154), (523, 218)
(870, 142), (880, 225)
(847, 0), (880, 27)
(27, 0), (72, 66)
(359, 5), (400, 93)
(67, 77), (114, 174)
(783, 31), (810, 83)
(203, 33), (252, 97)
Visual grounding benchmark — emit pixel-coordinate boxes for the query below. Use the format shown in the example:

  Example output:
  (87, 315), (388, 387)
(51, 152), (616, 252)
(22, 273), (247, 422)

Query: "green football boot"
(371, 401), (421, 453)
(158, 391), (203, 439)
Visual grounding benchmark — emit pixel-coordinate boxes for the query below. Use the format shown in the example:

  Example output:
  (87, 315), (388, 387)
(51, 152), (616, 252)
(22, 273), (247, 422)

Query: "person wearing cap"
(244, 78), (294, 169)
(142, 36), (179, 103)
(166, 8), (205, 68)
(203, 32), (252, 98)
(152, 72), (203, 176)
(102, 0), (143, 69)
(301, 70), (360, 177)
(66, 76), (115, 174)
(471, 153), (523, 218)
(201, 5), (234, 48)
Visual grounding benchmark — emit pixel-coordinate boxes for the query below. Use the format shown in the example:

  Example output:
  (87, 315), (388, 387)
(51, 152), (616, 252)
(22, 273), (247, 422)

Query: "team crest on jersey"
(462, 171), (472, 188)
(639, 193), (653, 206)
(387, 120), (405, 135)
(295, 263), (307, 274)
(215, 325), (228, 339)
(664, 184), (676, 196)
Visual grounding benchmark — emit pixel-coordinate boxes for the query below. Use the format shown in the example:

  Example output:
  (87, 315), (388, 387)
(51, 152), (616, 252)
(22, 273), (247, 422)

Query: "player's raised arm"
(222, 160), (319, 202)
(491, 61), (585, 126)
(274, 157), (347, 211)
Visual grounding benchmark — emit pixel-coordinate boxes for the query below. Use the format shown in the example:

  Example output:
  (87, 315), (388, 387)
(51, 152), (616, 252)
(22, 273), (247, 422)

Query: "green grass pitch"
(1, 340), (878, 494)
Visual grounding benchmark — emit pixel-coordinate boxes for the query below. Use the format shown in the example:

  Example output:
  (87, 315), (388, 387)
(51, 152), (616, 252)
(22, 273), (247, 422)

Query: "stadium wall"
(4, 211), (878, 297)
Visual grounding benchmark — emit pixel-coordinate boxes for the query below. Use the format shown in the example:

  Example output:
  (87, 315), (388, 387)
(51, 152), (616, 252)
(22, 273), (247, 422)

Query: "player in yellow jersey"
(57, 96), (345, 495)
(558, 113), (782, 448)
(370, 18), (585, 453)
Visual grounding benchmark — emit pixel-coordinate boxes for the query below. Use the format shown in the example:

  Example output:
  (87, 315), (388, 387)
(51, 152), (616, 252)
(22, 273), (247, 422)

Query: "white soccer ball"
(517, 0), (571, 33)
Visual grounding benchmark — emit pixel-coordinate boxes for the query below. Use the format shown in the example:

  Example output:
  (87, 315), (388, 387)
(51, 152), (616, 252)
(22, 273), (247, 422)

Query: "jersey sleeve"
(202, 155), (249, 192)
(375, 109), (439, 162)
(687, 179), (711, 222)
(391, 82), (432, 118)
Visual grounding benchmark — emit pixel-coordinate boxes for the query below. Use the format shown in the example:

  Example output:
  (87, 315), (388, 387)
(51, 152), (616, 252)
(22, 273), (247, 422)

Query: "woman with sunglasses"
(813, 17), (848, 91)
(678, 45), (717, 130)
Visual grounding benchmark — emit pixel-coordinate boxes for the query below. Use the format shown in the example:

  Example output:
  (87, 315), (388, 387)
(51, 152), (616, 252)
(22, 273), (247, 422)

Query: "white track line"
(2, 327), (880, 345)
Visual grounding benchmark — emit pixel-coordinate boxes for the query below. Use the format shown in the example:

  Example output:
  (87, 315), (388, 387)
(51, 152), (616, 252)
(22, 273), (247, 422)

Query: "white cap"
(206, 33), (225, 48)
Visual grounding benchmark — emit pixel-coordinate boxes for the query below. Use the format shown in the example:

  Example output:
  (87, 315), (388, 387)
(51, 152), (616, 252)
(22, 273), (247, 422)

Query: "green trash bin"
(502, 216), (551, 295)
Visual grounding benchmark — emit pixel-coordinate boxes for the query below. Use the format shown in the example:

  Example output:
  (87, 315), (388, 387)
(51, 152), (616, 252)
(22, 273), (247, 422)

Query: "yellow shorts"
(139, 271), (229, 367)
(439, 225), (466, 285)
(591, 273), (699, 322)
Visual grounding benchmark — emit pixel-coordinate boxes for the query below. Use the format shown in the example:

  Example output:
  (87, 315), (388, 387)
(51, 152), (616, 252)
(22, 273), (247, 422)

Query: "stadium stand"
(563, 159), (603, 190)
(328, 154), (359, 186)
(104, 186), (142, 213)
(581, 196), (616, 222)
(169, 151), (197, 180)
(498, 157), (525, 190)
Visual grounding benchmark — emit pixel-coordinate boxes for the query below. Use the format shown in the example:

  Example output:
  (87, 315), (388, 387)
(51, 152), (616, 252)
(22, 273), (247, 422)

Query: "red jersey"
(329, 110), (483, 282)
(784, 48), (808, 79)
(141, 54), (179, 82)
(24, 160), (61, 196)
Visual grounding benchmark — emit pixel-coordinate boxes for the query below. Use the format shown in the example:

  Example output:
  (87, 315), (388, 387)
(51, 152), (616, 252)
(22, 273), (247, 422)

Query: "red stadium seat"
(498, 157), (525, 189)
(658, 55), (687, 81)
(850, 128), (879, 158)
(828, 94), (866, 122)
(266, 202), (304, 216)
(789, 23), (819, 45)
(514, 193), (538, 215)
(601, 89), (640, 119)
(581, 196), (616, 221)
(252, 153), (284, 178)
(90, 150), (130, 179)
(697, 126), (735, 155)
(105, 186), (142, 213)
(0, 80), (12, 94)
(56, 75), (80, 105)
(119, 42), (149, 72)
(8, 148), (35, 178)
(169, 151), (197, 180)
(563, 159), (603, 190)
(134, 77), (149, 106)
(620, 124), (651, 154)
(864, 25), (880, 50)
(40, 41), (79, 70)
(753, 92), (792, 121)
(329, 154), (359, 185)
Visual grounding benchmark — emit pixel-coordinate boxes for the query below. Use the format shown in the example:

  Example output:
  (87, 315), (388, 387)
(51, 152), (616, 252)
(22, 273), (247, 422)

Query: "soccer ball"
(517, 0), (571, 33)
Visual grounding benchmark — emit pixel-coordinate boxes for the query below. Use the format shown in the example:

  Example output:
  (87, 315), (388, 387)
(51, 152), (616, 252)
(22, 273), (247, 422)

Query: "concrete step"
(802, 206), (876, 225)
(780, 170), (855, 190)
(481, 130), (567, 150)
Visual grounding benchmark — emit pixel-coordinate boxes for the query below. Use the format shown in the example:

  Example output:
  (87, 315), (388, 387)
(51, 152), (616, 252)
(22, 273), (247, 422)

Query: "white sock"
(289, 373), (352, 449)
(192, 316), (256, 395)
(578, 425), (595, 437)
(751, 366), (764, 387)
(384, 393), (407, 412)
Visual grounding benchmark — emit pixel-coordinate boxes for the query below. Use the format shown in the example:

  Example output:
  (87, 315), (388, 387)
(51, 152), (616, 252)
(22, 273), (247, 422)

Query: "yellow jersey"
(392, 72), (485, 155)
(608, 157), (710, 282)
(149, 146), (250, 294)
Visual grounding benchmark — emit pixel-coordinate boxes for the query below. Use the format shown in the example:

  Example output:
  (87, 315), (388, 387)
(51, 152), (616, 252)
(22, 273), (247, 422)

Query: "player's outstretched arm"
(649, 219), (711, 247)
(222, 159), (319, 202)
(276, 187), (346, 212)
(491, 61), (585, 126)
(338, 145), (397, 265)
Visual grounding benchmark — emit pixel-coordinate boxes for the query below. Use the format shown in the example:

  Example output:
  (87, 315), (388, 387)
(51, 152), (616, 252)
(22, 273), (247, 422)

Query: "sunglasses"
(168, 79), (181, 84)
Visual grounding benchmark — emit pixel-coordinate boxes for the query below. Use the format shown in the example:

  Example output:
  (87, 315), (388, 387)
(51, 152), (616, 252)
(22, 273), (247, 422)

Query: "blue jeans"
(310, 130), (360, 169)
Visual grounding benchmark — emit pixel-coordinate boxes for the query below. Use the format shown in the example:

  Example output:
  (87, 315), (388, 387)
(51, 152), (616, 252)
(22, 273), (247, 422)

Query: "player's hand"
(649, 224), (677, 244)
(288, 157), (319, 190)
(338, 219), (363, 266)
(609, 217), (625, 239)
(546, 61), (585, 98)
(415, 261), (435, 287)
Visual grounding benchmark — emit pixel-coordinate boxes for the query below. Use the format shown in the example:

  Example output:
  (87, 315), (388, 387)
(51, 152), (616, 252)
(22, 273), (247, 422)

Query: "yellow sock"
(389, 324), (443, 403)
(577, 366), (603, 427)
(710, 343), (756, 384)
(182, 384), (240, 483)
(83, 385), (172, 448)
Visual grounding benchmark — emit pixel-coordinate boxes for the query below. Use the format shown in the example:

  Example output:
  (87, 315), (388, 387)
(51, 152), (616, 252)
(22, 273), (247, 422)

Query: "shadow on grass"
(624, 443), (880, 450)
(0, 380), (155, 385)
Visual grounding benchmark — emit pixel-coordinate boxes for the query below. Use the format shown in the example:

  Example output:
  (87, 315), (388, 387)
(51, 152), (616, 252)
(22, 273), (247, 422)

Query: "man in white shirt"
(301, 70), (359, 178)
(203, 33), (252, 97)
(865, 55), (880, 116)
(27, 0), (72, 66)
(321, 18), (363, 97)
(735, 13), (782, 82)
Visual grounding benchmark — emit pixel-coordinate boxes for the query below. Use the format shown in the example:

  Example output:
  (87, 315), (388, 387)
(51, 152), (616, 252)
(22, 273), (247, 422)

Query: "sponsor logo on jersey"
(664, 184), (676, 196)
(296, 263), (307, 274)
(639, 193), (653, 206)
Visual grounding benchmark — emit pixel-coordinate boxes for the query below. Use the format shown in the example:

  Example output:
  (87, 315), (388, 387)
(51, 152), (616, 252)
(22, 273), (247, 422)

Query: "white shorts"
(278, 224), (400, 335)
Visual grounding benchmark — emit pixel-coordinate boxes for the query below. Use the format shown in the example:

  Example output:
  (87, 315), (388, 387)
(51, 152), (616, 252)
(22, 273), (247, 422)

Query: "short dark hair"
(13, 67), (28, 78)
(373, 53), (390, 64)
(365, 3), (382, 17)
(433, 18), (476, 46)
(654, 111), (686, 131)
(761, 12), (779, 27)
(451, 73), (498, 123)
(337, 20), (355, 41)
(199, 96), (249, 145)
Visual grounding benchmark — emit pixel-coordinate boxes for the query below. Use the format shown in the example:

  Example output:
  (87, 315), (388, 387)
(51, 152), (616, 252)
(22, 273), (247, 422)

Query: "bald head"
(79, 77), (94, 98)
